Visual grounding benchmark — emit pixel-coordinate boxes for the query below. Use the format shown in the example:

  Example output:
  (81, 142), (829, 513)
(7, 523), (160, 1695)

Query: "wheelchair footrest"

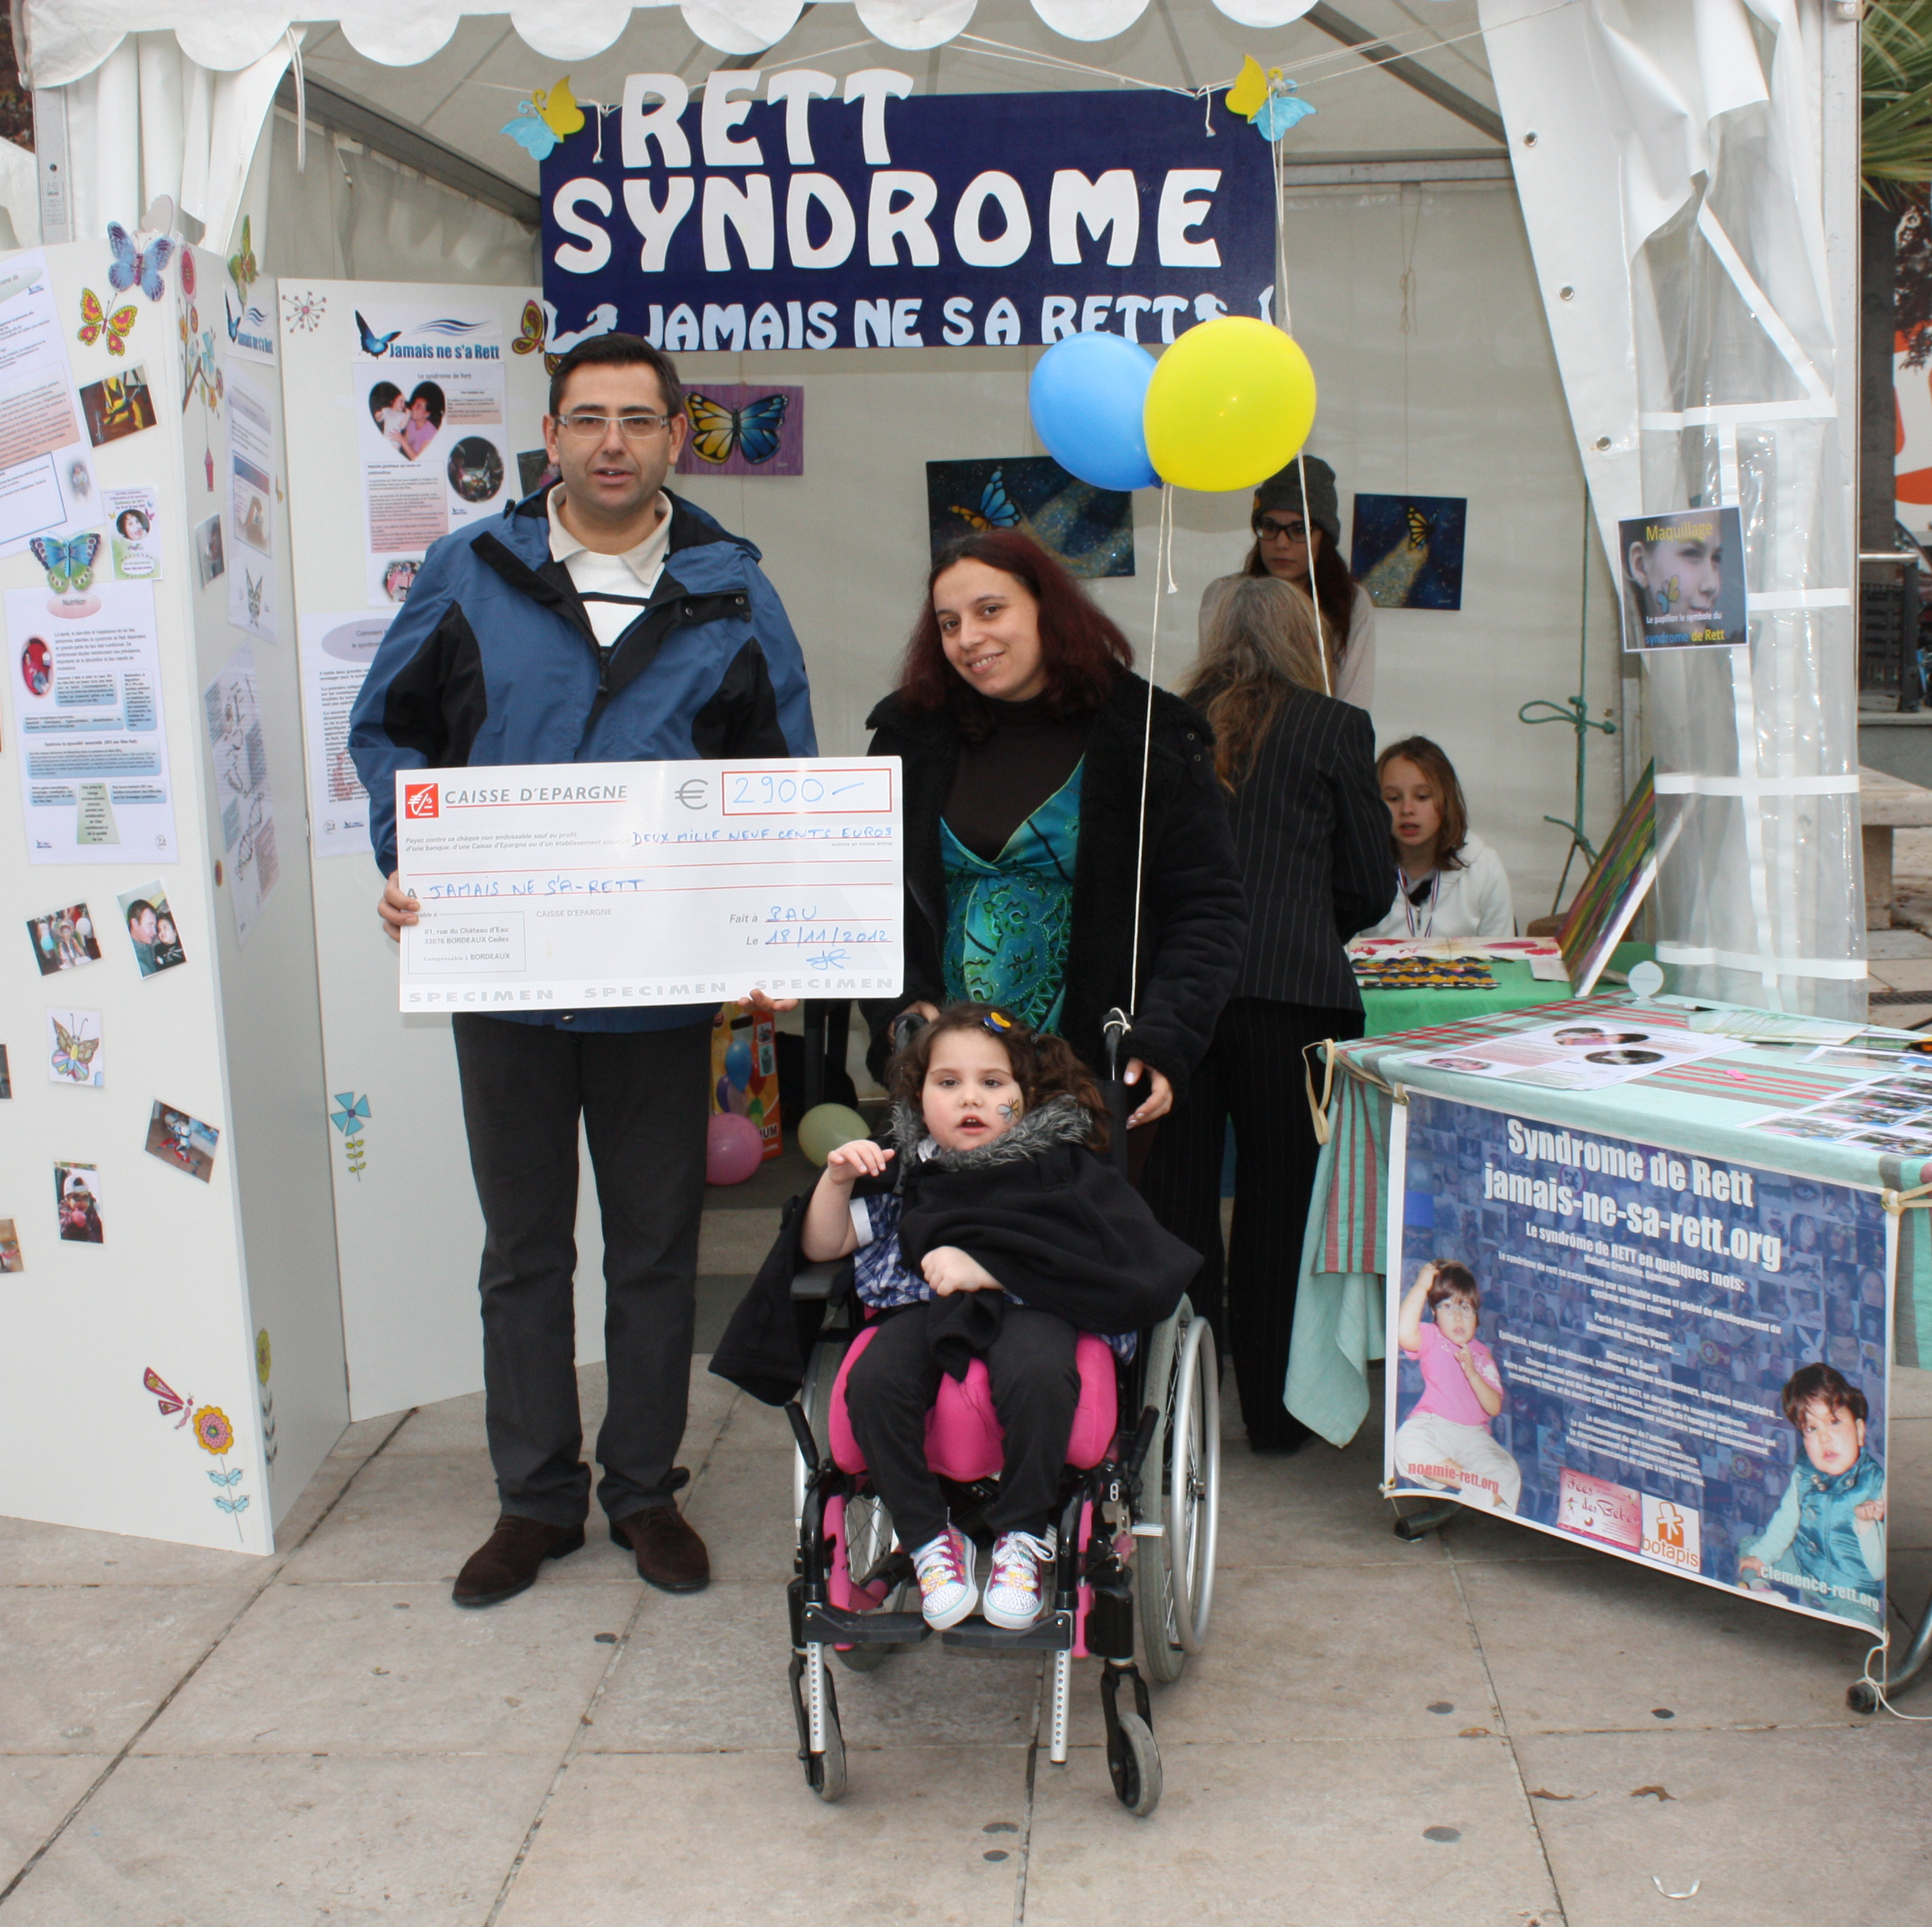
(940, 1609), (1076, 1654)
(802, 1604), (931, 1647)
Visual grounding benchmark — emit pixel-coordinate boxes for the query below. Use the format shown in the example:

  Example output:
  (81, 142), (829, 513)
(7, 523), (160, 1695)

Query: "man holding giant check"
(351, 334), (881, 1608)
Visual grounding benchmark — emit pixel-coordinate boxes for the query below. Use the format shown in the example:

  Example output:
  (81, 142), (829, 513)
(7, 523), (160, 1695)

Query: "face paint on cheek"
(998, 1102), (1019, 1120)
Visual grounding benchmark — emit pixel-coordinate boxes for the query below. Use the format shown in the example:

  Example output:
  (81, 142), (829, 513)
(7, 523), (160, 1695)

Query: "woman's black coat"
(861, 671), (1247, 1101)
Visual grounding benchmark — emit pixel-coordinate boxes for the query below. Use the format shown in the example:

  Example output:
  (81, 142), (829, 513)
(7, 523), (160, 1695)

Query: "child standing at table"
(1362, 737), (1515, 940)
(1392, 1261), (1522, 1512)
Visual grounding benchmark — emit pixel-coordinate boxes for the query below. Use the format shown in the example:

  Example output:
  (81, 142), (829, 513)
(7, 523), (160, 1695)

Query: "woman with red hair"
(862, 530), (1245, 1142)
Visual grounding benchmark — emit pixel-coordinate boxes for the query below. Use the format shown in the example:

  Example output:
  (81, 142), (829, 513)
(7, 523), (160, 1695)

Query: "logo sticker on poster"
(404, 782), (439, 819)
(1642, 1495), (1702, 1572)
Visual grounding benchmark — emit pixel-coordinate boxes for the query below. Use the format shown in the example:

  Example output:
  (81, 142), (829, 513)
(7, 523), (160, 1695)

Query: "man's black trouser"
(453, 1014), (710, 1528)
(1140, 997), (1364, 1451)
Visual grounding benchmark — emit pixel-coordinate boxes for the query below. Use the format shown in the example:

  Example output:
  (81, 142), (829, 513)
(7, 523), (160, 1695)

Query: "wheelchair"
(783, 1264), (1221, 1816)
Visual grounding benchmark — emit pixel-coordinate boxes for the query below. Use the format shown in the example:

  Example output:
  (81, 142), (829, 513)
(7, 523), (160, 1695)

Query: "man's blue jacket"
(348, 486), (816, 1031)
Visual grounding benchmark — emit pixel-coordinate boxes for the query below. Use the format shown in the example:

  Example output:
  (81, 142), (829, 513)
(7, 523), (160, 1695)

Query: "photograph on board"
(54, 1161), (103, 1244)
(118, 882), (187, 977)
(193, 512), (225, 587)
(26, 904), (101, 976)
(145, 1100), (220, 1182)
(0, 1218), (20, 1271)
(79, 365), (158, 447)
(1619, 505), (1747, 650)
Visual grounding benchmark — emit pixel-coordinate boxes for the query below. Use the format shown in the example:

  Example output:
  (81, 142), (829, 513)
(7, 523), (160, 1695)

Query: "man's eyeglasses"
(555, 410), (674, 440)
(1255, 515), (1308, 543)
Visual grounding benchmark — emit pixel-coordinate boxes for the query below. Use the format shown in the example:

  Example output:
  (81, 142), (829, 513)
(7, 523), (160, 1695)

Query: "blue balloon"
(724, 1037), (752, 1091)
(1028, 334), (1160, 492)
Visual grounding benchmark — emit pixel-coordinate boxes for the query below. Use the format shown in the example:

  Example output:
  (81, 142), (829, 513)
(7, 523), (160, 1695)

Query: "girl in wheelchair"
(796, 1003), (1197, 1633)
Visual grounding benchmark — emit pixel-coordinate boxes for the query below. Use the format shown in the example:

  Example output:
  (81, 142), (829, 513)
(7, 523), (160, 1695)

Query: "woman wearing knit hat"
(1196, 455), (1375, 710)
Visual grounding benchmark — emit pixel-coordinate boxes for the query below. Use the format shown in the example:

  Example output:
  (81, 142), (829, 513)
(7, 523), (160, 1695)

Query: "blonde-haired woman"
(1143, 576), (1394, 1454)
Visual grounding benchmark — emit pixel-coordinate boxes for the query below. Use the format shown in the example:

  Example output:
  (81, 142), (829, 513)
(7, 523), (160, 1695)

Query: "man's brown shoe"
(452, 1514), (585, 1608)
(610, 1504), (710, 1593)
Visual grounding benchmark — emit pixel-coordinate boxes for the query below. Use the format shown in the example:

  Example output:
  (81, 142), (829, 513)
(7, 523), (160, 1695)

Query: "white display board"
(277, 279), (595, 1420)
(0, 240), (346, 1552)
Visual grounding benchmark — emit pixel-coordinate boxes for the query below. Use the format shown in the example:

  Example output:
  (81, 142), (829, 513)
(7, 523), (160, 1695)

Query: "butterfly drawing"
(49, 1014), (100, 1083)
(227, 214), (258, 297)
(949, 470), (1023, 532)
(30, 532), (99, 593)
(143, 1366), (196, 1428)
(107, 221), (173, 302)
(355, 310), (401, 357)
(244, 569), (264, 621)
(78, 287), (137, 355)
(512, 299), (546, 357)
(685, 391), (790, 467)
(501, 74), (585, 160)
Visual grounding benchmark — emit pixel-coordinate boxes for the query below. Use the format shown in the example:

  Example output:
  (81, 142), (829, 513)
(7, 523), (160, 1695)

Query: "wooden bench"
(1861, 764), (1932, 929)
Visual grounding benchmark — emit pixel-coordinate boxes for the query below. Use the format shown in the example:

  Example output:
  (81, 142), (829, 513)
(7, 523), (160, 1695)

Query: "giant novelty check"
(393, 758), (902, 1011)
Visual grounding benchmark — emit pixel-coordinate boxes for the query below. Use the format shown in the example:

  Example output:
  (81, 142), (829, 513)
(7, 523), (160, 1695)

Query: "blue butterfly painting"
(106, 222), (172, 302)
(31, 532), (100, 592)
(354, 311), (401, 357)
(685, 391), (790, 467)
(948, 470), (1023, 533)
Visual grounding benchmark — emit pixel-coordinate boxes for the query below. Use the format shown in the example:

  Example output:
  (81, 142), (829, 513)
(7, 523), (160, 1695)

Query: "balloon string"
(1128, 482), (1176, 1020)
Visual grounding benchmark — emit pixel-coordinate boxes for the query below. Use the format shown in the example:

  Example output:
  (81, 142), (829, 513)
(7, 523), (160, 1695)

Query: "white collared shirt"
(547, 485), (673, 650)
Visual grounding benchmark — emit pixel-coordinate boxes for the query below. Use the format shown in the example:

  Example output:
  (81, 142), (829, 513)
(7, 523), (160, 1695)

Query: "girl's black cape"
(709, 1098), (1201, 1404)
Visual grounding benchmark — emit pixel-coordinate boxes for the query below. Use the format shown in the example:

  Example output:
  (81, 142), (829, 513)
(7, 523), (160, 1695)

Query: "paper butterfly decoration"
(143, 1366), (196, 1428)
(228, 215), (258, 298)
(30, 532), (99, 593)
(354, 310), (401, 357)
(78, 287), (137, 356)
(685, 391), (790, 467)
(107, 221), (173, 302)
(511, 298), (562, 375)
(501, 75), (585, 160)
(49, 1014), (100, 1083)
(330, 1092), (371, 1135)
(949, 470), (1022, 532)
(1227, 55), (1316, 141)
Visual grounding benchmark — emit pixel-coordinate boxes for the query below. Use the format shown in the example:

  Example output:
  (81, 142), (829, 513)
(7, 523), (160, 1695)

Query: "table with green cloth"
(1286, 991), (1932, 1450)
(1358, 941), (1656, 1039)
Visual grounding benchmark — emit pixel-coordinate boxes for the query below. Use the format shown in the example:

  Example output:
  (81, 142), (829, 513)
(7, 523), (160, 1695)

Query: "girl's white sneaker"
(911, 1527), (978, 1631)
(983, 1528), (1055, 1630)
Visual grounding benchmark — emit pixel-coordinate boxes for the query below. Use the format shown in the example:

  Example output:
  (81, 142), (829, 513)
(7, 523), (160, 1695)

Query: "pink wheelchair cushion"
(828, 1323), (1119, 1482)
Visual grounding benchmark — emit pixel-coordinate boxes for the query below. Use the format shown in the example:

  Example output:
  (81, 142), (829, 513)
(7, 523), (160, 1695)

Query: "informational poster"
(1618, 505), (1747, 651)
(296, 609), (388, 859)
(0, 255), (97, 552)
(223, 365), (277, 643)
(202, 645), (280, 945)
(1388, 1093), (1891, 1633)
(6, 581), (178, 864)
(353, 307), (507, 607)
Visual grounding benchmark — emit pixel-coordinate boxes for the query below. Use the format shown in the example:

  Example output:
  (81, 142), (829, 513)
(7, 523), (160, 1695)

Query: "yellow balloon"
(1143, 317), (1318, 493)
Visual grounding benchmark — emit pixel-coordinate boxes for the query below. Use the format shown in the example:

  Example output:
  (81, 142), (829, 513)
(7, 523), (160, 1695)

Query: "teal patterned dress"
(939, 763), (1083, 1030)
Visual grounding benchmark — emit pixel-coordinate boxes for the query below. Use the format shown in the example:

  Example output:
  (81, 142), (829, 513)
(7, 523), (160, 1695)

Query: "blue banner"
(1389, 1093), (1892, 1632)
(540, 80), (1275, 353)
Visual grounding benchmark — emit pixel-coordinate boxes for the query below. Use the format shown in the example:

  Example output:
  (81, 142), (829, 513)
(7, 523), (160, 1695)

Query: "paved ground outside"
(3, 1154), (1929, 1925)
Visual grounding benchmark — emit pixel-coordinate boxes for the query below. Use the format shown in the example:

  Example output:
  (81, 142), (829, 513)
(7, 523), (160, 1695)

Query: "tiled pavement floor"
(3, 1162), (1930, 1924)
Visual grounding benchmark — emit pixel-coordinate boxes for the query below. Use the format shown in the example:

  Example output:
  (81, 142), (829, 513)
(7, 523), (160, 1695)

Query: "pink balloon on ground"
(706, 1112), (764, 1185)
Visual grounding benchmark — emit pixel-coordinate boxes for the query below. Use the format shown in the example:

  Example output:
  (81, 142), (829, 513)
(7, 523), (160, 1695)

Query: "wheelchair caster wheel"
(1847, 1681), (1880, 1715)
(808, 1715), (848, 1802)
(1107, 1708), (1162, 1817)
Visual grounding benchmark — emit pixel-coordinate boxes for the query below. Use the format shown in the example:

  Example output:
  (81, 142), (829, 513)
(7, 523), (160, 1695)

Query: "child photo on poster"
(118, 881), (187, 976)
(26, 903), (101, 976)
(144, 1100), (219, 1181)
(1619, 505), (1747, 650)
(54, 1161), (102, 1243)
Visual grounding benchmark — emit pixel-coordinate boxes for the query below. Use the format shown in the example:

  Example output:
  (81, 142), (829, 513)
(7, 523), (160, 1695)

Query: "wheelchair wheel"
(833, 1487), (911, 1673)
(1107, 1709), (1162, 1817)
(1136, 1307), (1221, 1678)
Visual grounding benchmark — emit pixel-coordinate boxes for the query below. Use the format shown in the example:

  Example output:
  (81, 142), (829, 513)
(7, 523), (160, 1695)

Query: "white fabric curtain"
(1481, 0), (1862, 1018)
(259, 110), (538, 286)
